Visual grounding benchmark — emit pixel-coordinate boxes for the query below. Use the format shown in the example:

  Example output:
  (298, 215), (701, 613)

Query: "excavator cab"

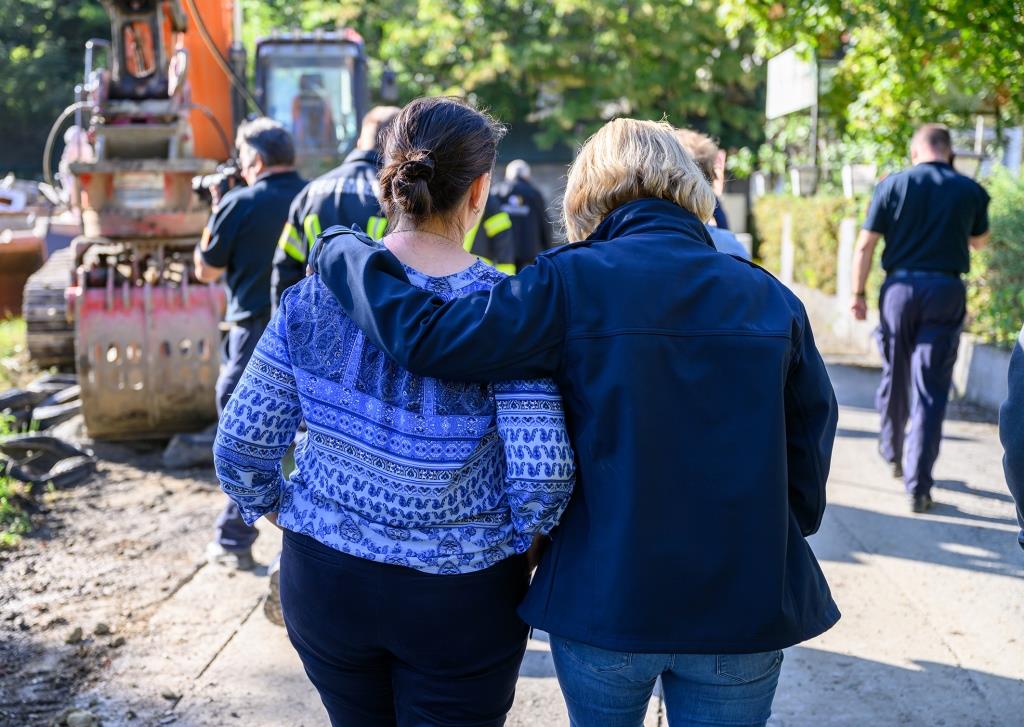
(254, 30), (370, 178)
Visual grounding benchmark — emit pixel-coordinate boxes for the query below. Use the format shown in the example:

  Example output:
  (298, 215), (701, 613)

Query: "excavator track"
(23, 247), (75, 370)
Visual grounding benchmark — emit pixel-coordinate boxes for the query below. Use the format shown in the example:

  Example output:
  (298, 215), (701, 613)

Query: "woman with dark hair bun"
(212, 96), (575, 726)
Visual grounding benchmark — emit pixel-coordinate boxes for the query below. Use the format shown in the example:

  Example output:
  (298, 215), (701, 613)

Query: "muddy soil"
(0, 437), (223, 726)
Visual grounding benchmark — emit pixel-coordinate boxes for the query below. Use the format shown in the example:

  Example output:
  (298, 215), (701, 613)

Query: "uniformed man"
(463, 194), (518, 275)
(194, 118), (306, 568)
(272, 106), (400, 305)
(850, 123), (990, 513)
(486, 160), (555, 270)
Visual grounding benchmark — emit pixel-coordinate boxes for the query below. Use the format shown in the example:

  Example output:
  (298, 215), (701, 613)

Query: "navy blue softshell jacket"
(312, 198), (841, 653)
(999, 325), (1024, 550)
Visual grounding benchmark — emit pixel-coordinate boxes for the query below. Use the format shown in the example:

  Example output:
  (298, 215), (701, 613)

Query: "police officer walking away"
(850, 124), (990, 513)
(489, 159), (555, 270)
(272, 106), (400, 305)
(194, 118), (306, 568)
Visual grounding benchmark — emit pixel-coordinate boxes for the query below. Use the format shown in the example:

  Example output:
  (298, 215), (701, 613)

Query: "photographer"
(193, 118), (306, 569)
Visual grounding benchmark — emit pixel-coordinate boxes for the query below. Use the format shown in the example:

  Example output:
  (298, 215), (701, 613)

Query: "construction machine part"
(0, 228), (46, 318)
(23, 247), (76, 369)
(0, 434), (96, 489)
(70, 158), (217, 239)
(70, 240), (224, 439)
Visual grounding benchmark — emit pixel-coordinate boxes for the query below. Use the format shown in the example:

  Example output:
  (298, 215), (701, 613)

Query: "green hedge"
(753, 173), (1024, 347)
(752, 195), (871, 296)
(966, 170), (1024, 348)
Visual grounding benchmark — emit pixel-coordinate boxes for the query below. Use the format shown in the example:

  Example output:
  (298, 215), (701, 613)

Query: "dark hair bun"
(379, 97), (506, 227)
(393, 151), (436, 218)
(397, 153), (435, 182)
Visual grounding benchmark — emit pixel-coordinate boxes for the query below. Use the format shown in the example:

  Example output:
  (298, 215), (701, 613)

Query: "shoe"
(205, 541), (256, 571)
(263, 554), (284, 627)
(911, 494), (934, 514)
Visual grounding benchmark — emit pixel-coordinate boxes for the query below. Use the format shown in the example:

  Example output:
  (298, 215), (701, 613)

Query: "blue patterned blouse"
(213, 260), (576, 574)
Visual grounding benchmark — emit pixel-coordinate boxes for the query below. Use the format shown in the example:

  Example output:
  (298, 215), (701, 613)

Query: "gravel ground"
(0, 436), (224, 726)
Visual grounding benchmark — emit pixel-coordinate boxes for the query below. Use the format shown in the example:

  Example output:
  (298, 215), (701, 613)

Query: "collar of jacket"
(586, 198), (716, 249)
(344, 148), (381, 167)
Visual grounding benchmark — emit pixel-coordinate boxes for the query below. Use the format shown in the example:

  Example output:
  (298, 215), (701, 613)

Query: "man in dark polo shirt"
(850, 124), (990, 513)
(194, 118), (306, 567)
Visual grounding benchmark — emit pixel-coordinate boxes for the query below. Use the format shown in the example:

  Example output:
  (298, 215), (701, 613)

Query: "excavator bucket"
(70, 249), (224, 440)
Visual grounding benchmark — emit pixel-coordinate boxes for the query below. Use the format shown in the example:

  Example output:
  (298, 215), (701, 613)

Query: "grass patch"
(0, 406), (32, 548)
(0, 317), (30, 390)
(0, 476), (31, 549)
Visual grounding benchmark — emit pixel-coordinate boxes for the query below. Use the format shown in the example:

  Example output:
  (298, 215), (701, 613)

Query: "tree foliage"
(0, 0), (108, 177)
(239, 0), (766, 152)
(719, 0), (1024, 169)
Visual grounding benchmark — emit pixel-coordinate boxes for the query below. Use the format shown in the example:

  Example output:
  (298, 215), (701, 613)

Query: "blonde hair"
(562, 119), (716, 241)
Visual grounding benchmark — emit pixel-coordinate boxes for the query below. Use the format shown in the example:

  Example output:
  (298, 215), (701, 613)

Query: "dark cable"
(183, 102), (234, 158)
(183, 0), (263, 115)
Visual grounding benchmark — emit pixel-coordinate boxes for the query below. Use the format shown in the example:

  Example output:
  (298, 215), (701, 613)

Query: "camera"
(192, 161), (245, 207)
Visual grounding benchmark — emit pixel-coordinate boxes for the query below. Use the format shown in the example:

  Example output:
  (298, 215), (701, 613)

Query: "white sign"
(766, 47), (818, 119)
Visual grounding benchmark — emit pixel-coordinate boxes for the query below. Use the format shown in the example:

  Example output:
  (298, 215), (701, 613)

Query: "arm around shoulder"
(313, 229), (568, 381)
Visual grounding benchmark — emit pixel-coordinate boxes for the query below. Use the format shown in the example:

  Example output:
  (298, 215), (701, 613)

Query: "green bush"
(752, 194), (868, 295)
(753, 172), (1024, 344)
(967, 170), (1024, 348)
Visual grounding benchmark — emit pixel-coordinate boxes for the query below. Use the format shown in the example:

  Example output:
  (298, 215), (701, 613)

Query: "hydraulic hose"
(184, 102), (234, 158)
(42, 101), (91, 191)
(183, 0), (263, 115)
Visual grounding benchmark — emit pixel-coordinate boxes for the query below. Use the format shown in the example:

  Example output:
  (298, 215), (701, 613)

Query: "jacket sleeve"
(784, 306), (839, 536)
(271, 192), (310, 309)
(213, 301), (303, 524)
(492, 378), (576, 546)
(311, 229), (567, 381)
(199, 194), (243, 268)
(999, 325), (1024, 550)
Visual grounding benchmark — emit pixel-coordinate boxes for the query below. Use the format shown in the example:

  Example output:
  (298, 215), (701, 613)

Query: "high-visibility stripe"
(304, 213), (323, 252)
(367, 216), (387, 240)
(483, 211), (512, 237)
(463, 223), (480, 252)
(277, 224), (305, 262)
(495, 263), (517, 275)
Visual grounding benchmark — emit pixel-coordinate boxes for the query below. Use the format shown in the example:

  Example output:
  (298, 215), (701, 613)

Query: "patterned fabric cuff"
(236, 496), (281, 527)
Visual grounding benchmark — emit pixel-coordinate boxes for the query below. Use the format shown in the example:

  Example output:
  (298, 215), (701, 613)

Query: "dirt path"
(0, 439), (225, 726)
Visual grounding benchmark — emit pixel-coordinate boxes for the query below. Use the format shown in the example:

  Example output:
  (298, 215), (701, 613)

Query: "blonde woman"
(311, 117), (840, 727)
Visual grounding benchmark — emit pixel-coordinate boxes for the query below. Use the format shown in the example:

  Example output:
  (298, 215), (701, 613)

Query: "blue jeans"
(550, 636), (783, 727)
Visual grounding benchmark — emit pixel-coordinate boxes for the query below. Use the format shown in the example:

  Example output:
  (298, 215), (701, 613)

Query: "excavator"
(22, 0), (371, 439)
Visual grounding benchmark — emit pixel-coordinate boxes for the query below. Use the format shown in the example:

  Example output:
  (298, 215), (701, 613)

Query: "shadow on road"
(826, 363), (997, 424)
(821, 503), (1024, 580)
(775, 645), (1021, 726)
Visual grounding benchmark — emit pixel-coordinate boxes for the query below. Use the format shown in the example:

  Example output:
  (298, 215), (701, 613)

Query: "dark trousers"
(875, 274), (966, 497)
(214, 314), (270, 551)
(280, 529), (529, 727)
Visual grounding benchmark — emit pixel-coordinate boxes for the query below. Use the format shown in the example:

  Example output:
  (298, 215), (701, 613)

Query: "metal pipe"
(233, 0), (243, 50)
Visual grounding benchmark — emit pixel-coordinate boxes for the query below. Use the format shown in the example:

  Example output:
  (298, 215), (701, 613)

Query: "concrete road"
(153, 363), (1024, 726)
